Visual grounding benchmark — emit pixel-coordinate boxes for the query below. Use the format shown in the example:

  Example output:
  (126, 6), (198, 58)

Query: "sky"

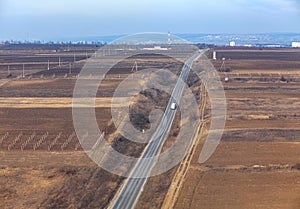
(0, 0), (299, 40)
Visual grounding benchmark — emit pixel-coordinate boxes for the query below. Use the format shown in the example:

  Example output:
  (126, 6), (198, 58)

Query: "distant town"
(1, 33), (300, 48)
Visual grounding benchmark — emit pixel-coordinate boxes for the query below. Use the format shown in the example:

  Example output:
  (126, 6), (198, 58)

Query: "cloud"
(0, 0), (299, 39)
(233, 0), (299, 13)
(1, 0), (172, 16)
(2, 0), (298, 18)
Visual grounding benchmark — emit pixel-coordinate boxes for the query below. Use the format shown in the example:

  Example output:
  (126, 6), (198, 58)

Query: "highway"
(109, 49), (208, 209)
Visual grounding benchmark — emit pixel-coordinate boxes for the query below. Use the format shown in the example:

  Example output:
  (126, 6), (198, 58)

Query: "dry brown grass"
(173, 48), (300, 209)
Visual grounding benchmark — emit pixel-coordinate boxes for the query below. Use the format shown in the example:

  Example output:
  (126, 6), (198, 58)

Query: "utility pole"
(22, 64), (25, 78)
(69, 63), (72, 75)
(48, 60), (50, 70)
(131, 61), (138, 72)
(59, 57), (61, 67)
(168, 31), (171, 49)
(74, 51), (76, 62)
(220, 58), (226, 72)
(7, 65), (10, 75)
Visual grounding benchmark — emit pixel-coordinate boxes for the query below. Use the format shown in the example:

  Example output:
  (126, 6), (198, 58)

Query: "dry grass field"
(173, 48), (300, 209)
(1, 45), (300, 209)
(0, 44), (184, 209)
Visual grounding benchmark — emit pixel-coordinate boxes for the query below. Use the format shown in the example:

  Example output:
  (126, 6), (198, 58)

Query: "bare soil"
(2, 46), (300, 209)
(0, 45), (185, 209)
(173, 48), (300, 209)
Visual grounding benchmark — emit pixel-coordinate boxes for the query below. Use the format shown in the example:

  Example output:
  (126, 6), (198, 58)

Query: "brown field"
(1, 45), (300, 209)
(0, 44), (98, 79)
(0, 44), (184, 209)
(173, 48), (300, 209)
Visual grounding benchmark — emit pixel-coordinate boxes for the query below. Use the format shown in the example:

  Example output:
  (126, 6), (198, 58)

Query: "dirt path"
(161, 83), (208, 209)
(0, 79), (9, 87)
(0, 97), (128, 108)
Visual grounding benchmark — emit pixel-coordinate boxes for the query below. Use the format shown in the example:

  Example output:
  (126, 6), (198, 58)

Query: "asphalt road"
(109, 49), (208, 209)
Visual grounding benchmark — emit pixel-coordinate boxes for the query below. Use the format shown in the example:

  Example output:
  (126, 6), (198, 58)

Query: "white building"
(292, 42), (300, 48)
(143, 46), (168, 51)
(229, 41), (236, 47)
(213, 51), (217, 60)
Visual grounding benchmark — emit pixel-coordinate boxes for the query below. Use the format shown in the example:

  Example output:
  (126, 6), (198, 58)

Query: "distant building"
(213, 51), (217, 60)
(292, 42), (300, 48)
(143, 46), (168, 51)
(229, 41), (236, 47)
